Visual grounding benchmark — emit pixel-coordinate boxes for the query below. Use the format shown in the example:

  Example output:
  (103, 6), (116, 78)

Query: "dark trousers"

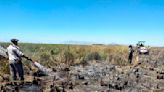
(9, 62), (24, 81)
(128, 55), (133, 64)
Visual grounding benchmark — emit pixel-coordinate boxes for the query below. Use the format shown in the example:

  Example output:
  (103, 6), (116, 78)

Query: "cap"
(129, 45), (132, 48)
(11, 39), (19, 42)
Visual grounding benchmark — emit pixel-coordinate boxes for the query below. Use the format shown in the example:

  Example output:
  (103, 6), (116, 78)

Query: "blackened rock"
(124, 81), (128, 86)
(109, 84), (114, 89)
(159, 71), (164, 74)
(52, 68), (57, 72)
(114, 84), (123, 90)
(33, 70), (47, 77)
(2, 74), (10, 81)
(63, 68), (70, 72)
(78, 75), (85, 80)
(50, 86), (61, 92)
(157, 75), (164, 79)
(100, 80), (108, 86)
(149, 67), (154, 71)
(68, 83), (73, 89)
(32, 77), (40, 85)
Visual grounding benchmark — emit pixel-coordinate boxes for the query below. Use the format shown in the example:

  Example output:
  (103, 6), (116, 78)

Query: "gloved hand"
(23, 55), (30, 60)
(24, 56), (32, 61)
(24, 56), (35, 63)
(27, 58), (32, 61)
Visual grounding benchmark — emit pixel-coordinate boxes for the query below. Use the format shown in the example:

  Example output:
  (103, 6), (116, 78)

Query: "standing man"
(128, 45), (134, 64)
(7, 39), (29, 86)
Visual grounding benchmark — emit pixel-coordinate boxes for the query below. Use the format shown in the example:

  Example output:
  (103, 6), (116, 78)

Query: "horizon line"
(0, 41), (163, 47)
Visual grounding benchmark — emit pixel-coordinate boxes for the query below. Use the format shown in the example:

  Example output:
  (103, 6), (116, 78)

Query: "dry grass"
(1, 43), (164, 74)
(0, 43), (129, 74)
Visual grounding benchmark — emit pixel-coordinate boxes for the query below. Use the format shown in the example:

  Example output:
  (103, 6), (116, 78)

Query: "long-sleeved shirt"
(129, 48), (134, 57)
(7, 44), (24, 63)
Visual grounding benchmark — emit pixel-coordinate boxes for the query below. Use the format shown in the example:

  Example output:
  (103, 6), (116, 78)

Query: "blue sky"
(0, 0), (164, 46)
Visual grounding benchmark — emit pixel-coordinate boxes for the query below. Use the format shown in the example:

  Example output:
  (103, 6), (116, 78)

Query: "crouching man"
(7, 39), (29, 86)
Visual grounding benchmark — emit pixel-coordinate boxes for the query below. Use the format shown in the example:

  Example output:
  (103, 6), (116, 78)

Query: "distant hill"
(61, 40), (95, 45)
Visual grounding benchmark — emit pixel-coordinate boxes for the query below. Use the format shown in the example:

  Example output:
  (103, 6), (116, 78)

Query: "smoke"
(0, 46), (8, 58)
(33, 62), (52, 76)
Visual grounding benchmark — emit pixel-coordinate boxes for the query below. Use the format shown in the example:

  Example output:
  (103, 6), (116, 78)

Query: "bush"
(85, 52), (101, 61)
(50, 48), (60, 55)
(0, 58), (9, 74)
(39, 52), (51, 67)
(58, 50), (75, 66)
